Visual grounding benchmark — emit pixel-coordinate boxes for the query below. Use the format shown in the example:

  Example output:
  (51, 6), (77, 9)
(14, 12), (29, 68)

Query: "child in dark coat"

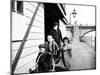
(29, 43), (55, 73)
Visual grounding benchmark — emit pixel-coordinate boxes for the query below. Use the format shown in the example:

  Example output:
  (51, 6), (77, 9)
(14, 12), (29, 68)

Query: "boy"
(45, 35), (60, 64)
(29, 44), (47, 73)
(29, 43), (55, 73)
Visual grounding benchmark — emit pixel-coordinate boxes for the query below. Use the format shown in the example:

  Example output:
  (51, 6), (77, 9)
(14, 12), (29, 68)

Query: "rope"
(36, 52), (52, 64)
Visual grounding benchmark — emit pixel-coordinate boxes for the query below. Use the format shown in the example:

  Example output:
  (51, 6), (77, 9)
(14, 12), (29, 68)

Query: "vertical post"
(15, 0), (17, 11)
(91, 37), (92, 48)
(69, 13), (71, 25)
(11, 3), (40, 74)
(79, 24), (81, 41)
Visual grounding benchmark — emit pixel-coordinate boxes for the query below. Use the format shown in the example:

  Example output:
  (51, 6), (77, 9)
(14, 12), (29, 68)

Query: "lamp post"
(69, 9), (77, 25)
(69, 9), (77, 38)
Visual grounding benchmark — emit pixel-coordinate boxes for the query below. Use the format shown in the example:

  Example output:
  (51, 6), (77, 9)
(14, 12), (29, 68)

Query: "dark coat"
(45, 41), (59, 55)
(37, 52), (53, 72)
(50, 29), (62, 46)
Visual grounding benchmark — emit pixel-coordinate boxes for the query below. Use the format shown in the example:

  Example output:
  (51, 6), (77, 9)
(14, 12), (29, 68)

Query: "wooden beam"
(11, 3), (40, 74)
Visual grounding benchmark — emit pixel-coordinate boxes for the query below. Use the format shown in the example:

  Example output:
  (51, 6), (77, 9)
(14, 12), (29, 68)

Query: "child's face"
(47, 35), (53, 42)
(40, 48), (45, 52)
(53, 25), (58, 30)
(64, 40), (68, 45)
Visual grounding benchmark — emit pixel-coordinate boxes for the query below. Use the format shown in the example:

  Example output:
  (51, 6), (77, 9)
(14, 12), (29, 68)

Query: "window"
(17, 1), (23, 14)
(11, 0), (15, 12)
(11, 0), (23, 15)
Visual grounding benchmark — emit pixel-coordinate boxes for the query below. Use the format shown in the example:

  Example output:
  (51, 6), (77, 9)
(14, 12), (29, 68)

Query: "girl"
(61, 37), (72, 70)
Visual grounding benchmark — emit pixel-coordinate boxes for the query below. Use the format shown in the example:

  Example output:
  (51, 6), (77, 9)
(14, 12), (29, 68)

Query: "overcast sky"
(65, 4), (95, 26)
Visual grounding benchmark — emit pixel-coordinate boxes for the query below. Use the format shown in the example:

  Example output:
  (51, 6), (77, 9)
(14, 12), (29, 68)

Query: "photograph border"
(10, 0), (97, 75)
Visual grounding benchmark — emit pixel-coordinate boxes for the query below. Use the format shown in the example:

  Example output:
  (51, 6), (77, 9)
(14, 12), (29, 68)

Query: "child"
(61, 37), (72, 70)
(29, 43), (55, 73)
(46, 35), (59, 55)
(36, 44), (46, 62)
(45, 35), (60, 64)
(29, 44), (47, 73)
(37, 44), (56, 72)
(50, 22), (62, 47)
(44, 35), (61, 71)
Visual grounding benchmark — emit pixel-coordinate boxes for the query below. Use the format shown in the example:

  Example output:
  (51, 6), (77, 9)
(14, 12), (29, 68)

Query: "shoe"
(29, 68), (33, 73)
(55, 58), (60, 64)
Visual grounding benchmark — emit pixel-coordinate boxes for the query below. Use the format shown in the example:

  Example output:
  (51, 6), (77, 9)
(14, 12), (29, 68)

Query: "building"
(11, 1), (67, 74)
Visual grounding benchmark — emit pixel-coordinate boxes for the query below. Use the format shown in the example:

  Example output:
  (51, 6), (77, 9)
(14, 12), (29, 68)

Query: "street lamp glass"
(72, 9), (77, 18)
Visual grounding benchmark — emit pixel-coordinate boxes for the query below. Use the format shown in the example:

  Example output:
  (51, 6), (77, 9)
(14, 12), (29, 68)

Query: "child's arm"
(54, 41), (59, 50)
(36, 53), (40, 63)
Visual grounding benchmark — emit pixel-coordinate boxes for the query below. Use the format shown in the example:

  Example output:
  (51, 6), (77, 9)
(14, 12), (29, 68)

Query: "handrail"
(12, 3), (40, 74)
(81, 30), (95, 38)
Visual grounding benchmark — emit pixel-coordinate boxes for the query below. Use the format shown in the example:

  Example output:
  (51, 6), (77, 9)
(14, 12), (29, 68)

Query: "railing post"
(11, 3), (40, 75)
(91, 37), (92, 48)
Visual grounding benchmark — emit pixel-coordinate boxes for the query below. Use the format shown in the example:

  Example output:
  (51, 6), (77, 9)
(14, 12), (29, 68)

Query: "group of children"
(29, 35), (72, 73)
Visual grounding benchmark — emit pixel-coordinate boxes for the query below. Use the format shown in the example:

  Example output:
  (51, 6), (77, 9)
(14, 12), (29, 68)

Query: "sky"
(65, 4), (95, 26)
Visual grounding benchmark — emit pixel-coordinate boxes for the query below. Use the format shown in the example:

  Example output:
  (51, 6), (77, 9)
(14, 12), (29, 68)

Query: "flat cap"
(39, 44), (46, 48)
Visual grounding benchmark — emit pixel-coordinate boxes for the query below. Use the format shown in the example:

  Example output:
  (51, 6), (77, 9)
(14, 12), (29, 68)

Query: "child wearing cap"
(29, 44), (46, 73)
(29, 43), (55, 73)
(36, 44), (46, 62)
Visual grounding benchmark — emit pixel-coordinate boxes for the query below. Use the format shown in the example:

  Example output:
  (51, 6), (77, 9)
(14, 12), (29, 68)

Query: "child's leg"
(68, 49), (72, 58)
(54, 50), (61, 64)
(51, 55), (55, 72)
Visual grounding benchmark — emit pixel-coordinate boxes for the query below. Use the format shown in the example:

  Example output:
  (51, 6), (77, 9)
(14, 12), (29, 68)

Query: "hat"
(39, 44), (46, 48)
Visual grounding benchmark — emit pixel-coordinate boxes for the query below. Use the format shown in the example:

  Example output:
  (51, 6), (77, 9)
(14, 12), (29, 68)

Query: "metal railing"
(82, 36), (95, 49)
